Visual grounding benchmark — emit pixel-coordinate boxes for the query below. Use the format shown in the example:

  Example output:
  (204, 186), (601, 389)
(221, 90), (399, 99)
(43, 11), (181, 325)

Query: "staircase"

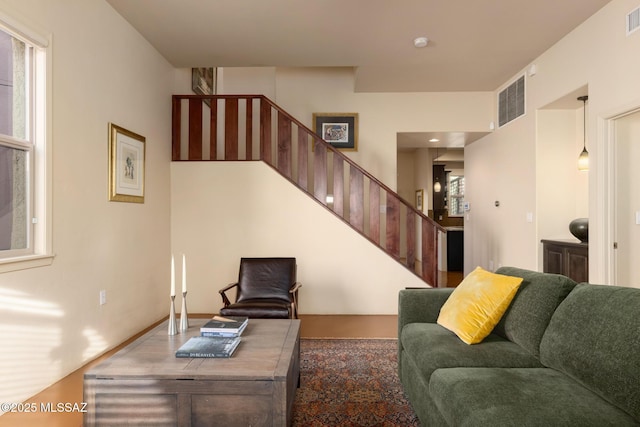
(172, 95), (445, 286)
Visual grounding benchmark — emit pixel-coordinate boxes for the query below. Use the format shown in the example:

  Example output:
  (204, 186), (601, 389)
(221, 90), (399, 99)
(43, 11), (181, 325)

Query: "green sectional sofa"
(398, 267), (640, 426)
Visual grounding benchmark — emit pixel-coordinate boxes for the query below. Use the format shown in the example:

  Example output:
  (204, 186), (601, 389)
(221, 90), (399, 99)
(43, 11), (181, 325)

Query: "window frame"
(0, 12), (53, 272)
(448, 175), (465, 218)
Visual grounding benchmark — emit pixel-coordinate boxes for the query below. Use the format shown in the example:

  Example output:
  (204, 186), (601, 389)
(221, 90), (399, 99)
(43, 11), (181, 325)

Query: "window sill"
(0, 253), (55, 273)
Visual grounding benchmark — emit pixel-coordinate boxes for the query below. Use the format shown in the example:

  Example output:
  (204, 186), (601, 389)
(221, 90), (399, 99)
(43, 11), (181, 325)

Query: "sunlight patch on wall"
(82, 328), (109, 360)
(0, 288), (66, 406)
(0, 323), (62, 405)
(0, 288), (64, 317)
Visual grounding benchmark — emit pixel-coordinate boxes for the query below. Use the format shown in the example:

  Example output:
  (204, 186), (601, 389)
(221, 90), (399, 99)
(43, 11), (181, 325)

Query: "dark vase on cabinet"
(541, 239), (588, 283)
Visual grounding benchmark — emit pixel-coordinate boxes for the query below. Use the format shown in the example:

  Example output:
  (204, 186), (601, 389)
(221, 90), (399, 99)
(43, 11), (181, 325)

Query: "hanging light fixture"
(577, 95), (589, 171)
(433, 147), (441, 192)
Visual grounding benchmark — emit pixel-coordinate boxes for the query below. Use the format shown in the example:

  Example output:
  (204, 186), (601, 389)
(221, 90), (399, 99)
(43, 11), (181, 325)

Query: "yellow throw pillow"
(437, 266), (523, 344)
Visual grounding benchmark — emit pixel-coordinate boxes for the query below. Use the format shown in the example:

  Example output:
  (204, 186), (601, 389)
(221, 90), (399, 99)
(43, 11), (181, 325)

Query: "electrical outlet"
(99, 290), (107, 305)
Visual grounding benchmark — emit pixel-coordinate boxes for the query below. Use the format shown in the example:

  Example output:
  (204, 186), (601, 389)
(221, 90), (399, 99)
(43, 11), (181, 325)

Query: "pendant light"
(434, 178), (442, 193)
(433, 147), (441, 192)
(577, 95), (589, 171)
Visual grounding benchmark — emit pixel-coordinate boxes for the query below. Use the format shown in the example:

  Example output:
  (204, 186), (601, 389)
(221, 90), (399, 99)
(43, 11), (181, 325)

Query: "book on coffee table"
(200, 316), (248, 337)
(175, 336), (241, 358)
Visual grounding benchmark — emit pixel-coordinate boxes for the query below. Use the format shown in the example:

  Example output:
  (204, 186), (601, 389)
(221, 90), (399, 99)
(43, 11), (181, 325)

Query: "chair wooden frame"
(219, 281), (301, 319)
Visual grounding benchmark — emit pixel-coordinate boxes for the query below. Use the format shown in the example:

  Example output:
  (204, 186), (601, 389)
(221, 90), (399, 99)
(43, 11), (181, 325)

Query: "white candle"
(182, 254), (187, 293)
(170, 255), (176, 297)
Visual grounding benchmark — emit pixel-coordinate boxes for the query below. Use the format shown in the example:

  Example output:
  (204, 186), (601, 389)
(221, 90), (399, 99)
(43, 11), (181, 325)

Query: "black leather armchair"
(219, 257), (301, 319)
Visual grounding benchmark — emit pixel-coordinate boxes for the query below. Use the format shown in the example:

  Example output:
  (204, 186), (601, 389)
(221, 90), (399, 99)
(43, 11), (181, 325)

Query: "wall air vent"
(628, 6), (640, 35)
(498, 75), (525, 128)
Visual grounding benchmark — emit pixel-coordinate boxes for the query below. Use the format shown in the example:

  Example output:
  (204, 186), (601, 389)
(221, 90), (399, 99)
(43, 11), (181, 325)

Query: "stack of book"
(200, 315), (248, 338)
(175, 316), (248, 358)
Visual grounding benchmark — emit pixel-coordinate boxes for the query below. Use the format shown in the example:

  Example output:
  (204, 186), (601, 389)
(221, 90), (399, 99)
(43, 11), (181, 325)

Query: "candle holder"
(168, 295), (178, 335)
(180, 291), (189, 331)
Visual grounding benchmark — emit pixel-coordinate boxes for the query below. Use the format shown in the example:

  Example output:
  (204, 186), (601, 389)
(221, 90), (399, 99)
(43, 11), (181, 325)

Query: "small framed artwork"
(108, 123), (145, 203)
(415, 189), (424, 211)
(191, 67), (216, 105)
(313, 113), (359, 151)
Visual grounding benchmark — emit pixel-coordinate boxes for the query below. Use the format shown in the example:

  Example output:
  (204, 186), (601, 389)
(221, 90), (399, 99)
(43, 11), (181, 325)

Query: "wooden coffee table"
(83, 318), (300, 426)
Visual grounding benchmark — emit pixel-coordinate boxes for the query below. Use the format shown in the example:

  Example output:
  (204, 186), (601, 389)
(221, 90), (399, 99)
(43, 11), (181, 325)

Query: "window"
(448, 175), (465, 217)
(0, 15), (51, 270)
(0, 29), (31, 255)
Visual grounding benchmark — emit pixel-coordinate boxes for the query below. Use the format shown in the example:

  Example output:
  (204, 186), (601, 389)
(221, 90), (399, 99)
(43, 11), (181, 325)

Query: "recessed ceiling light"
(429, 138), (439, 142)
(413, 37), (429, 48)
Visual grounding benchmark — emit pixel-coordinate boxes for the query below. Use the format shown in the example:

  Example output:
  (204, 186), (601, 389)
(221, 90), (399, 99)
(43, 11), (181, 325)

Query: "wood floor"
(0, 272), (462, 426)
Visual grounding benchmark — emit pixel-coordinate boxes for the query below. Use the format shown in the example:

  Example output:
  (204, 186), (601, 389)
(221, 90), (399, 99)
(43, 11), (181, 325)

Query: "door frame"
(600, 101), (640, 285)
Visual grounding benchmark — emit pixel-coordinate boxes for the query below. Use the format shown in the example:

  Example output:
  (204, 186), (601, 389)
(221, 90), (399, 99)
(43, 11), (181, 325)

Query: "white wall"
(0, 0), (173, 406)
(465, 115), (538, 272)
(218, 67), (494, 191)
(171, 162), (428, 315)
(536, 108), (589, 269)
(397, 151), (416, 207)
(220, 67), (276, 99)
(465, 0), (640, 281)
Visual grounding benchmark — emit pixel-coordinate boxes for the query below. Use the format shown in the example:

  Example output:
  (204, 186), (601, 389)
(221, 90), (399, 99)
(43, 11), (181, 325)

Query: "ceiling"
(106, 0), (610, 149)
(397, 131), (488, 152)
(106, 0), (610, 93)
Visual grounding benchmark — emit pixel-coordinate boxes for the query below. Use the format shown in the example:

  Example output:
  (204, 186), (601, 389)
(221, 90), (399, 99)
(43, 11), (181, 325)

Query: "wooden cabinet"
(541, 239), (588, 283)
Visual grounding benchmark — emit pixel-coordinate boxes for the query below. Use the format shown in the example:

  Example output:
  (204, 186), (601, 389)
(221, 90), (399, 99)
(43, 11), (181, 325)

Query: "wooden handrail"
(172, 94), (445, 286)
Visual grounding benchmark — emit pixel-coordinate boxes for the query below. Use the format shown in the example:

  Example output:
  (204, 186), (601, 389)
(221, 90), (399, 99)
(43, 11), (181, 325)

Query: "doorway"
(613, 109), (640, 287)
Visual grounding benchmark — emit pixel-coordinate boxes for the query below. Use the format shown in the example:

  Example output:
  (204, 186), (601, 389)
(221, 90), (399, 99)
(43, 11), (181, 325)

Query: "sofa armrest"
(398, 288), (454, 334)
(397, 288), (454, 379)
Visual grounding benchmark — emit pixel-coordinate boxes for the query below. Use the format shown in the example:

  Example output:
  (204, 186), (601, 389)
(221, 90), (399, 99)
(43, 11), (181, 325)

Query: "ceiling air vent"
(628, 6), (640, 35)
(498, 75), (525, 128)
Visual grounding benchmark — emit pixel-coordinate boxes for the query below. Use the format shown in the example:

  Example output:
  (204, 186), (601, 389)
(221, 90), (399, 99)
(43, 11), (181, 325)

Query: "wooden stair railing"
(172, 95), (445, 286)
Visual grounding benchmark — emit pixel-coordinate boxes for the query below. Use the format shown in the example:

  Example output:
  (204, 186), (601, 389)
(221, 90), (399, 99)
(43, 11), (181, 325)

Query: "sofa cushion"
(400, 323), (542, 383)
(430, 367), (639, 426)
(437, 266), (523, 344)
(540, 284), (640, 421)
(494, 266), (577, 357)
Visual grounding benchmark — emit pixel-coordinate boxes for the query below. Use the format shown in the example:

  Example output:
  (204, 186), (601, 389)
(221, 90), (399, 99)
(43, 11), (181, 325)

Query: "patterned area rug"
(292, 339), (420, 427)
